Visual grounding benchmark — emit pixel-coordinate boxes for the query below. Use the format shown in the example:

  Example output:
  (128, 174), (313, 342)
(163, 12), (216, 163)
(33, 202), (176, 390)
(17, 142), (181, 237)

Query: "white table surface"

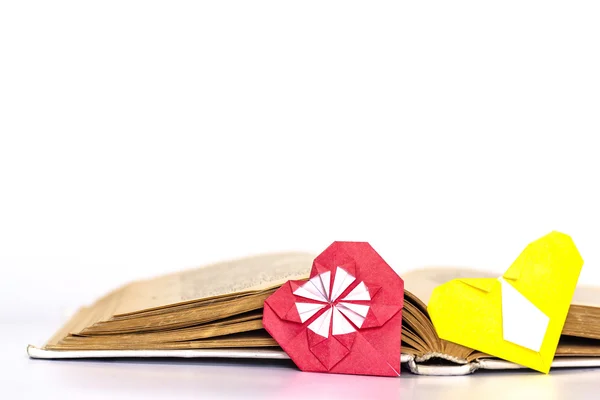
(3, 321), (600, 400)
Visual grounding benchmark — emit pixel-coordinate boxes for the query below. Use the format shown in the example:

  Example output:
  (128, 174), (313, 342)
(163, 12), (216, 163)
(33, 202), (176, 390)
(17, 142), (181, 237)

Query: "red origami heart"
(263, 241), (404, 377)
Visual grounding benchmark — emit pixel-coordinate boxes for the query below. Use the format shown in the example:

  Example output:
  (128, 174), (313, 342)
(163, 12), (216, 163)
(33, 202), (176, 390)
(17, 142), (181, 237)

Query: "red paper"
(263, 242), (404, 377)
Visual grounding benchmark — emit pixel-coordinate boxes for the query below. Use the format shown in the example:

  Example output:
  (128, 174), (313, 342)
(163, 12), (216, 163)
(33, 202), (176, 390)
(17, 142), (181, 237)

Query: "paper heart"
(263, 241), (404, 376)
(428, 231), (584, 373)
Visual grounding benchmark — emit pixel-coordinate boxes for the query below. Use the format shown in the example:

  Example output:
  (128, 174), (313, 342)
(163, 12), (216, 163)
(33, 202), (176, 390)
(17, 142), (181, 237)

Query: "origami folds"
(263, 242), (404, 376)
(428, 231), (584, 373)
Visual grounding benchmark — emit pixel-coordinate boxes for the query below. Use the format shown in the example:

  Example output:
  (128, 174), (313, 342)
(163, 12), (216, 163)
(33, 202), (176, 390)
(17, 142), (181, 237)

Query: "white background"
(1, 4), (600, 397)
(1, 1), (599, 323)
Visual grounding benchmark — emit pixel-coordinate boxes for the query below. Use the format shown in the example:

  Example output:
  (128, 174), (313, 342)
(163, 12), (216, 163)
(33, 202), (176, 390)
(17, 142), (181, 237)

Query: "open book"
(28, 253), (600, 375)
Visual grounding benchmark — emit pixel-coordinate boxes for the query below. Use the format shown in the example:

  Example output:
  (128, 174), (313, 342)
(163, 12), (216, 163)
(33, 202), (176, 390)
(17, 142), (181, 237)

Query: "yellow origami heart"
(428, 231), (583, 373)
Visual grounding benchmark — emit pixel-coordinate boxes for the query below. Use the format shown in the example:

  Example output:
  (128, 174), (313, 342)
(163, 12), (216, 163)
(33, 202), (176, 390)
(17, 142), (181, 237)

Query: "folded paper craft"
(262, 241), (404, 377)
(428, 231), (584, 373)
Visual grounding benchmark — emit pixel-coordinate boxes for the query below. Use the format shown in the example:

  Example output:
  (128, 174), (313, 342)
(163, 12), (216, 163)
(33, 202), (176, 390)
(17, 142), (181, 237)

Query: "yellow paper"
(428, 231), (584, 373)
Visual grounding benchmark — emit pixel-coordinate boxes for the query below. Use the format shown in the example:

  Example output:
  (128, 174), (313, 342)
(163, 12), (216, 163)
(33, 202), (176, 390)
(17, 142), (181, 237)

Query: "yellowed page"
(402, 267), (495, 305)
(402, 267), (600, 307)
(113, 252), (313, 316)
(43, 252), (313, 346)
(571, 286), (600, 307)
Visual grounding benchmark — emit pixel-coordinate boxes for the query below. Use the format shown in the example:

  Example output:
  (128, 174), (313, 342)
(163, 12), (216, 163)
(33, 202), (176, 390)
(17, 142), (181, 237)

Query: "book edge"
(26, 345), (292, 360)
(27, 346), (600, 375)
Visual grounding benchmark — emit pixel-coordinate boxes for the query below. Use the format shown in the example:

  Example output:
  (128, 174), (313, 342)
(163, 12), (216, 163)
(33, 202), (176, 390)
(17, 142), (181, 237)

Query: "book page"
(44, 252), (314, 345)
(113, 252), (314, 316)
(402, 267), (600, 307)
(402, 267), (495, 305)
(571, 286), (600, 307)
